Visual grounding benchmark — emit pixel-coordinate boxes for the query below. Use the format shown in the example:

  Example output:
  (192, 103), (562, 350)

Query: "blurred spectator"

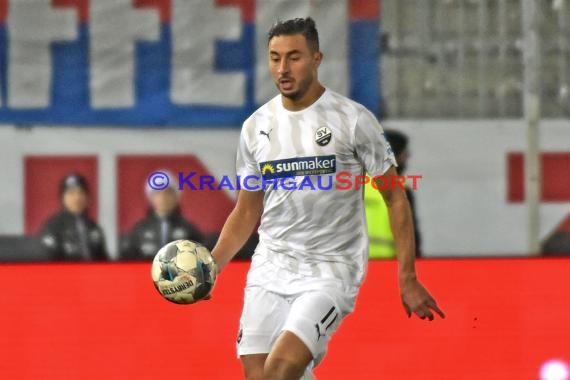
(365, 130), (422, 258)
(38, 173), (108, 261)
(120, 171), (204, 260)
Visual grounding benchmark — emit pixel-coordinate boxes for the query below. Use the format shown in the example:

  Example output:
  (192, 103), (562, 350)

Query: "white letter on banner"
(171, 0), (245, 106)
(7, 0), (77, 108)
(255, 0), (348, 104)
(89, 0), (159, 108)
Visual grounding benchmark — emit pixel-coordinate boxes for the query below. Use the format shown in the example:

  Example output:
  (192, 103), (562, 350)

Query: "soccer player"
(211, 17), (445, 380)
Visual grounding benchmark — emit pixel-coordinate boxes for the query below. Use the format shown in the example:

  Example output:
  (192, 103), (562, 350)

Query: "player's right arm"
(211, 189), (264, 271)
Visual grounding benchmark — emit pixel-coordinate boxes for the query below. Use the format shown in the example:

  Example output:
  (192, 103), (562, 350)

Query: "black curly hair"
(267, 17), (320, 53)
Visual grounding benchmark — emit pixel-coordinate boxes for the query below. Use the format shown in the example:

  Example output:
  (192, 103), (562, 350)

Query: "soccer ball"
(151, 240), (217, 304)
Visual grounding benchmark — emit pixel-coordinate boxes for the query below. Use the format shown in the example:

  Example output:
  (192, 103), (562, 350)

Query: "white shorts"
(236, 252), (358, 368)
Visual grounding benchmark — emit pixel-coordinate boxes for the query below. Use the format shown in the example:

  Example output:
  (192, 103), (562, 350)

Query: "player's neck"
(281, 82), (325, 112)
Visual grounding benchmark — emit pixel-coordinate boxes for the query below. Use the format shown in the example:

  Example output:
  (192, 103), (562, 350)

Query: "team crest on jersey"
(259, 155), (336, 179)
(315, 126), (332, 146)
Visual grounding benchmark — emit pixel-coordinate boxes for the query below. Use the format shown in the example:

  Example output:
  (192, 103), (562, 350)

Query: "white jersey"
(236, 88), (396, 289)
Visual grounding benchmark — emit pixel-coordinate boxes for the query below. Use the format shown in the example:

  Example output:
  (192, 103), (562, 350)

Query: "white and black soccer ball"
(151, 240), (217, 304)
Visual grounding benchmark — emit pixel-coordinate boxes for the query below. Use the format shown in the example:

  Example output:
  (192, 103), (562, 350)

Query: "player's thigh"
(240, 353), (267, 380)
(237, 286), (290, 357)
(265, 330), (313, 380)
(281, 290), (344, 366)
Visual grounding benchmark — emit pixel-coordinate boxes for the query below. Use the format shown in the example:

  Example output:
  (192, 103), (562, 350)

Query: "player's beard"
(276, 73), (313, 102)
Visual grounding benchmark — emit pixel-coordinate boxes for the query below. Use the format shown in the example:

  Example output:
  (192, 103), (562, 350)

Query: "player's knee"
(243, 364), (264, 380)
(244, 369), (264, 380)
(241, 355), (266, 380)
(264, 356), (306, 380)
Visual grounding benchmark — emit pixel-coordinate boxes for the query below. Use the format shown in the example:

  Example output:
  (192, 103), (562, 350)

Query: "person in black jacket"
(38, 173), (108, 261)
(120, 171), (204, 260)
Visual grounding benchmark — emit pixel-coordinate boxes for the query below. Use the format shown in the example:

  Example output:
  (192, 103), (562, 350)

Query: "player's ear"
(313, 51), (323, 68)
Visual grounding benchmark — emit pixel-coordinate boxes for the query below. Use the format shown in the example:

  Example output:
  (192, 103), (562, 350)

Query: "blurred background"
(0, 0), (569, 379)
(0, 0), (569, 260)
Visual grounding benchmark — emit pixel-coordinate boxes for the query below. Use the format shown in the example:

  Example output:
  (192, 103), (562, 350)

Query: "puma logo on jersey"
(259, 129), (272, 141)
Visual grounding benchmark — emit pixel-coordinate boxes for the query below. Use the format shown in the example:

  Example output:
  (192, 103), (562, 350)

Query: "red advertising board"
(0, 259), (568, 379)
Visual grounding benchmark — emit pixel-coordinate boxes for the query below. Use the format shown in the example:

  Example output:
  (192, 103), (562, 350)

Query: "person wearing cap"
(38, 173), (108, 261)
(120, 171), (204, 260)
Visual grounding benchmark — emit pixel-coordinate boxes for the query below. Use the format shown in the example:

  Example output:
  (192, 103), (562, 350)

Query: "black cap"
(60, 173), (89, 196)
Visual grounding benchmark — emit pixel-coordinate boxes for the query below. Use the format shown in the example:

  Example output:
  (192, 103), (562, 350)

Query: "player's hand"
(400, 277), (445, 321)
(201, 259), (219, 301)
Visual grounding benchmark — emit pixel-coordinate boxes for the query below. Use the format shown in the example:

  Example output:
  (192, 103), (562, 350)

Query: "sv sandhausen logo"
(259, 155), (336, 179)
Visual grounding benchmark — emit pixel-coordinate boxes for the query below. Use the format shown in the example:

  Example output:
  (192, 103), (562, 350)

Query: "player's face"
(151, 188), (179, 217)
(62, 187), (88, 215)
(268, 34), (322, 101)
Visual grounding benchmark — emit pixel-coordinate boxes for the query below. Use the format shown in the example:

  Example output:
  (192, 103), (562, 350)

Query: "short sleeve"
(354, 108), (397, 177)
(236, 126), (262, 191)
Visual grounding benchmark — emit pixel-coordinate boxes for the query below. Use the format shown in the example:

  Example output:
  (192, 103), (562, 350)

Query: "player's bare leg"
(264, 331), (313, 380)
(241, 354), (267, 380)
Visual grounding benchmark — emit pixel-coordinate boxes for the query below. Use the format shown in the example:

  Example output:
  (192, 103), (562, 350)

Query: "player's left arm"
(377, 169), (445, 321)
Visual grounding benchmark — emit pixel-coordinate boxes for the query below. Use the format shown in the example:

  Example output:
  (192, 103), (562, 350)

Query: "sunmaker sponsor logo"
(259, 155), (336, 179)
(148, 171), (422, 192)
